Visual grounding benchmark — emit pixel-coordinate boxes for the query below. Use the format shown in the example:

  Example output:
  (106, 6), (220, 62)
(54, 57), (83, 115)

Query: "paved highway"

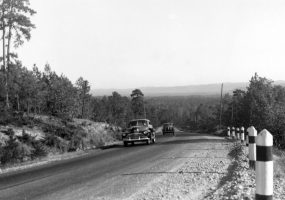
(0, 132), (225, 200)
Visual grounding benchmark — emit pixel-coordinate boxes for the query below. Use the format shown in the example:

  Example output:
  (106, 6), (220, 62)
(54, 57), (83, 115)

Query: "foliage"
(0, 128), (31, 164)
(76, 77), (91, 118)
(131, 89), (145, 118)
(0, 0), (36, 109)
(222, 73), (285, 148)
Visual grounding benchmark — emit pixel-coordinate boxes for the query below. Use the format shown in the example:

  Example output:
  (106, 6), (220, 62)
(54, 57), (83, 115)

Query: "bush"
(31, 140), (48, 158)
(0, 129), (21, 164)
(17, 130), (35, 145)
(16, 143), (33, 162)
(0, 110), (12, 125)
(43, 134), (68, 153)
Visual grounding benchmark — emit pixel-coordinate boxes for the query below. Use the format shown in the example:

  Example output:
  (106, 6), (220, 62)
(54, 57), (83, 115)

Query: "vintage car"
(162, 123), (175, 136)
(122, 119), (156, 146)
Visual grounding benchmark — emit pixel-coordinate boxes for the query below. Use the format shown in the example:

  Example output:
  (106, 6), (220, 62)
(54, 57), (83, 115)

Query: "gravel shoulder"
(131, 140), (285, 200)
(129, 140), (233, 200)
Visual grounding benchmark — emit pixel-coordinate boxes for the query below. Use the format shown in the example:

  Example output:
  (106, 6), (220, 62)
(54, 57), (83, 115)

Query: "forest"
(1, 0), (285, 166)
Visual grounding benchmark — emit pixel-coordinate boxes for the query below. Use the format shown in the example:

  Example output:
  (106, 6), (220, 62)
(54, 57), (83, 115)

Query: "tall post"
(219, 83), (223, 129)
(248, 126), (257, 169)
(231, 104), (234, 125)
(256, 129), (273, 200)
(143, 99), (146, 119)
(241, 127), (245, 144)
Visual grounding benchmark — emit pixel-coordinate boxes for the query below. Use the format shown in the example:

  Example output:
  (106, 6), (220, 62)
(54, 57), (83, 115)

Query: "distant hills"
(91, 81), (285, 97)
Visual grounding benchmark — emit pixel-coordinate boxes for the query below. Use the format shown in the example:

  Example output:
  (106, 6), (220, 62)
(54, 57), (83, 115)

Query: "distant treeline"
(0, 62), (221, 130)
(1, 62), (285, 138)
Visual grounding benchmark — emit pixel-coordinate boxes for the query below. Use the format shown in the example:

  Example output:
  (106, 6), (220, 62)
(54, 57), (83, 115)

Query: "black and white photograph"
(0, 0), (285, 199)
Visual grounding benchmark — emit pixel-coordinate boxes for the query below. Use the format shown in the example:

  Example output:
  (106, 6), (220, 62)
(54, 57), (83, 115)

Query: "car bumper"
(163, 130), (174, 133)
(123, 137), (150, 142)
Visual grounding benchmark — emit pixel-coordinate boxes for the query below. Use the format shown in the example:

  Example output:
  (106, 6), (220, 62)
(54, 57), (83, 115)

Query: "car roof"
(130, 119), (149, 121)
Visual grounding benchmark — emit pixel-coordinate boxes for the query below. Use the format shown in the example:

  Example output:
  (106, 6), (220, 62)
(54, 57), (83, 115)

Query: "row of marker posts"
(227, 126), (273, 200)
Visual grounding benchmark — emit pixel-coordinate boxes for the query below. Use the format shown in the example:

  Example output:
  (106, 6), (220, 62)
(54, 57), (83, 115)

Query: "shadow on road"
(157, 138), (227, 145)
(99, 144), (124, 150)
(172, 133), (215, 137)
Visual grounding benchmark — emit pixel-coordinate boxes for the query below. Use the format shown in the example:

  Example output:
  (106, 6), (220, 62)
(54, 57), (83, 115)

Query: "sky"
(16, 0), (285, 89)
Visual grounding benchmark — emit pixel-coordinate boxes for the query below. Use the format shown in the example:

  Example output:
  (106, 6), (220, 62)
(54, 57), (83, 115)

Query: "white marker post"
(248, 126), (257, 169)
(231, 127), (235, 139)
(246, 127), (249, 146)
(236, 127), (240, 140)
(256, 129), (273, 200)
(241, 127), (245, 144)
(227, 127), (230, 137)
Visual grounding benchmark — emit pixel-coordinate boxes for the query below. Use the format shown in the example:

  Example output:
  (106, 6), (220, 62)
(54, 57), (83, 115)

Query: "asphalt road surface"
(0, 132), (226, 200)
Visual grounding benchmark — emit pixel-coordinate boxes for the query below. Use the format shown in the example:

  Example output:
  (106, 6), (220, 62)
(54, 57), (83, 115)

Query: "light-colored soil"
(129, 142), (233, 200)
(129, 142), (285, 200)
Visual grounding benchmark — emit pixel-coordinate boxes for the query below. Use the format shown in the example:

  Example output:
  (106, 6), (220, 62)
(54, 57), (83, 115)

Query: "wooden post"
(231, 127), (235, 139)
(241, 127), (245, 144)
(248, 126), (257, 169)
(256, 129), (273, 200)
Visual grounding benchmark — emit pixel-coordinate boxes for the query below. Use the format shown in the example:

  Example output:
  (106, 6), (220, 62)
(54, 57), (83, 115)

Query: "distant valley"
(91, 81), (285, 97)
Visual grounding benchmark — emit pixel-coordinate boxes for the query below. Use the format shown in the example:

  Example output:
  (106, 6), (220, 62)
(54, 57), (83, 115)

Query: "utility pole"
(231, 103), (234, 125)
(81, 80), (87, 118)
(143, 100), (146, 119)
(219, 83), (223, 129)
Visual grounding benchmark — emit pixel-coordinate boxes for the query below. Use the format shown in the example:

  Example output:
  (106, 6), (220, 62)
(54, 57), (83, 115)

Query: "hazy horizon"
(16, 0), (285, 89)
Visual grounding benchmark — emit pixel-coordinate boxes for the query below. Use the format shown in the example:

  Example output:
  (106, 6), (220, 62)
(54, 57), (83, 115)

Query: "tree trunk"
(27, 101), (30, 114)
(2, 16), (9, 109)
(16, 94), (20, 111)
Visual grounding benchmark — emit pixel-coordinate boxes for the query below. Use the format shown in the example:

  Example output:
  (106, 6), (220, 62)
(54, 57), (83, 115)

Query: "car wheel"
(124, 142), (128, 147)
(146, 139), (150, 145)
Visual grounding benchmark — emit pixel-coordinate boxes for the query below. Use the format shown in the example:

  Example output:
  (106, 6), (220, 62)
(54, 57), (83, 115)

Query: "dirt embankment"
(0, 115), (121, 174)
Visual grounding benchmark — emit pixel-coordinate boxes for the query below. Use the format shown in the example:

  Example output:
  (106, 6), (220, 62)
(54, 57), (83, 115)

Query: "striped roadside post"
(248, 126), (257, 169)
(236, 127), (240, 140)
(231, 127), (235, 139)
(241, 127), (245, 144)
(256, 129), (273, 200)
(246, 127), (249, 146)
(227, 127), (231, 137)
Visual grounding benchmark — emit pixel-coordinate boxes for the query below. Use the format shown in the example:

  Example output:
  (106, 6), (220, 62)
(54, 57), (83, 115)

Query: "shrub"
(0, 129), (21, 164)
(0, 110), (12, 125)
(17, 130), (35, 146)
(43, 134), (68, 153)
(31, 140), (48, 158)
(16, 143), (33, 162)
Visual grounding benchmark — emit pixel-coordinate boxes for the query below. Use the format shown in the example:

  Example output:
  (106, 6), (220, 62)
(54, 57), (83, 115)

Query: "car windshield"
(163, 123), (173, 128)
(129, 120), (147, 127)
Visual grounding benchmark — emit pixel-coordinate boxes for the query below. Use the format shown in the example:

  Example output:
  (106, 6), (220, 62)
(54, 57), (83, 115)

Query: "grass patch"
(273, 147), (285, 178)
